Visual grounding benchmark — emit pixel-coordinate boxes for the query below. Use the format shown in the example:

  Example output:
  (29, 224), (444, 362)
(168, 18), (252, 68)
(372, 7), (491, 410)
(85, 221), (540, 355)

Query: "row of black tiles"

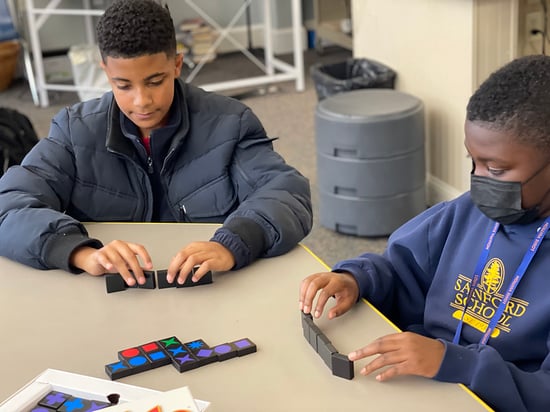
(105, 268), (213, 293)
(301, 311), (354, 380)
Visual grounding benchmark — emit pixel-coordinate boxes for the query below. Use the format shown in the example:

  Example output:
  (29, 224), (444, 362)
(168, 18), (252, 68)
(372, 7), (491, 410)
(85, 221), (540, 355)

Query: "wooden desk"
(0, 223), (489, 411)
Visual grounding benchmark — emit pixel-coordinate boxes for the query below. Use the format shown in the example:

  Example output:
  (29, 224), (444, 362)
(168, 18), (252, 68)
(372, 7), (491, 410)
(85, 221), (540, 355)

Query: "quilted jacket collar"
(104, 78), (190, 157)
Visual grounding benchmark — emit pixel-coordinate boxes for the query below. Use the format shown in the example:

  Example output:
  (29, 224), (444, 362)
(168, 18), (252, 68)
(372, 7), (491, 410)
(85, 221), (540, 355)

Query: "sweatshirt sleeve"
(332, 202), (448, 328)
(435, 338), (550, 412)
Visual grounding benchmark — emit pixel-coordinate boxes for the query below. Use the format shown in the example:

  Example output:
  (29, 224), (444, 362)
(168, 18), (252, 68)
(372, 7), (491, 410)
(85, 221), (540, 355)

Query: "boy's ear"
(175, 53), (184, 77)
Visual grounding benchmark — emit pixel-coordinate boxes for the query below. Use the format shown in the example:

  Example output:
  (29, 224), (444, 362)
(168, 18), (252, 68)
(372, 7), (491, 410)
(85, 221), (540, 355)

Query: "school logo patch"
(451, 258), (528, 338)
(480, 258), (505, 295)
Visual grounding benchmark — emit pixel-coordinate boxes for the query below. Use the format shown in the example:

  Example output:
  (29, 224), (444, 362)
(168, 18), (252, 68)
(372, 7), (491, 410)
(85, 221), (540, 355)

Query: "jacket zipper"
(107, 148), (152, 221)
(162, 147), (186, 222)
(147, 156), (153, 174)
(180, 203), (188, 222)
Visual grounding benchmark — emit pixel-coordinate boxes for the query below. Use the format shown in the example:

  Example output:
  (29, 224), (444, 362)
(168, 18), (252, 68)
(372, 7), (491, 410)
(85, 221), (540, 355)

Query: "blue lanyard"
(453, 217), (550, 345)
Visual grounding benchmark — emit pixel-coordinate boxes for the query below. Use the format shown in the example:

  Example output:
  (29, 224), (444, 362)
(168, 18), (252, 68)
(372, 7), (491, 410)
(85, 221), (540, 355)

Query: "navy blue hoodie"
(334, 193), (550, 412)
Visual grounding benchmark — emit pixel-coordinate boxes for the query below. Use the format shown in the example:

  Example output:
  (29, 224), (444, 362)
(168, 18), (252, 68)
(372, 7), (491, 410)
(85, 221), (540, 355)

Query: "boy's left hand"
(166, 241), (235, 285)
(348, 332), (445, 381)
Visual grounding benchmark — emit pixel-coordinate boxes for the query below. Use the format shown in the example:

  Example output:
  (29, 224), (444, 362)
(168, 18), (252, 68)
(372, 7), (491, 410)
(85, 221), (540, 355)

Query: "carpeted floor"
(0, 46), (389, 268)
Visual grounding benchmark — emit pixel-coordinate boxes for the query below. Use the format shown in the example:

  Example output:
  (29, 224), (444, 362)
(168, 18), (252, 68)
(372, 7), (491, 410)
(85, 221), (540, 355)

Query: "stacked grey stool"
(316, 89), (426, 237)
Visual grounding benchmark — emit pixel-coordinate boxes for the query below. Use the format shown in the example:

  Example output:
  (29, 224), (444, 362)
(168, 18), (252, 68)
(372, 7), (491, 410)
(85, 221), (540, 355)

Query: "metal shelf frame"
(184, 0), (304, 93)
(24, 0), (305, 108)
(24, 0), (103, 107)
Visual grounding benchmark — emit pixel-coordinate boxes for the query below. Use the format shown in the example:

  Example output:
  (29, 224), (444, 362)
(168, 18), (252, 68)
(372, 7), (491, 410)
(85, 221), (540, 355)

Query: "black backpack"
(0, 107), (39, 176)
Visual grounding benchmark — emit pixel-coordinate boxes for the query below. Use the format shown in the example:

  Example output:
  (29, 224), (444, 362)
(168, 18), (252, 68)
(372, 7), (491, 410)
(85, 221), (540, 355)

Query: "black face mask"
(470, 159), (550, 225)
(470, 175), (540, 225)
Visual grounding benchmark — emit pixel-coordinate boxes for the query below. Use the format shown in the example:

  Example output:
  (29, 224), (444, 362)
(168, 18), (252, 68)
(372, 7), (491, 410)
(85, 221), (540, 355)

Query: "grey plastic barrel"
(315, 88), (426, 236)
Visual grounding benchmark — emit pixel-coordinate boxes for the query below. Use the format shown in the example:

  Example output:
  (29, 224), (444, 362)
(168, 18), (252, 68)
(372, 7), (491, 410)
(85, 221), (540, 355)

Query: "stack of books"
(177, 17), (218, 64)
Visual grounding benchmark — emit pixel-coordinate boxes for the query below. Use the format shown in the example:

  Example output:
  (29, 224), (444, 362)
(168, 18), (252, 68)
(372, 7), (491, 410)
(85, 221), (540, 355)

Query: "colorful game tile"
(37, 391), (70, 409)
(192, 346), (219, 367)
(158, 336), (187, 357)
(158, 336), (201, 372)
(34, 390), (111, 411)
(105, 335), (257, 379)
(139, 341), (172, 368)
(211, 342), (238, 361)
(183, 339), (209, 353)
(107, 346), (166, 380)
(105, 359), (134, 380)
(231, 338), (257, 357)
(170, 350), (201, 373)
(117, 344), (170, 373)
(58, 396), (111, 411)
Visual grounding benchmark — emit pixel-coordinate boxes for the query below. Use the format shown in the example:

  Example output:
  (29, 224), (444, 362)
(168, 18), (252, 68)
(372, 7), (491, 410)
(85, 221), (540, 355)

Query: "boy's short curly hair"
(96, 0), (176, 61)
(467, 54), (550, 151)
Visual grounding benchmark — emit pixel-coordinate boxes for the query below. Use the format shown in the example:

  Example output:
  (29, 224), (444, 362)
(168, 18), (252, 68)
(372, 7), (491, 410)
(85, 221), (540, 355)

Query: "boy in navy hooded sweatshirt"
(300, 55), (550, 412)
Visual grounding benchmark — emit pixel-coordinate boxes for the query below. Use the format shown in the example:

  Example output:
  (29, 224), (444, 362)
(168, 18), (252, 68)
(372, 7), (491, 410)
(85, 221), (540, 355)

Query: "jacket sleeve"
(212, 108), (312, 268)
(0, 111), (102, 272)
(435, 339), (550, 412)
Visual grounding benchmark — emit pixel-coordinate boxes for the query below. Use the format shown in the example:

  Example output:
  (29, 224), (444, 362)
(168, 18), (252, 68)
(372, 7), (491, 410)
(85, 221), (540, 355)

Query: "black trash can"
(311, 58), (397, 101)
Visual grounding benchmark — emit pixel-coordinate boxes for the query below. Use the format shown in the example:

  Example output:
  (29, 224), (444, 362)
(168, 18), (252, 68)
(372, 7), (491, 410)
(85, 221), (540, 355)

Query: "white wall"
(352, 0), (519, 204)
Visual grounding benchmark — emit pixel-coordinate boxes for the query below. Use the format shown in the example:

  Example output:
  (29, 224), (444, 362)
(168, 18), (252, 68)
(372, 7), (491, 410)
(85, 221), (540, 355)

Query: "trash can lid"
(316, 89), (423, 122)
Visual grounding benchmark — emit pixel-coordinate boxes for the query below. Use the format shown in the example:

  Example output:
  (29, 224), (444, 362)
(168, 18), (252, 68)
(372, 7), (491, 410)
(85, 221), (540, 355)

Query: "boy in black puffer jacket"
(0, 0), (312, 287)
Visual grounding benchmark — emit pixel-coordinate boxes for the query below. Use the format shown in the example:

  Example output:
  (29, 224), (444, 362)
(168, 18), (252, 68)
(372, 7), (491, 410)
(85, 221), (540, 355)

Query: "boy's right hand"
(299, 271), (360, 320)
(70, 241), (153, 286)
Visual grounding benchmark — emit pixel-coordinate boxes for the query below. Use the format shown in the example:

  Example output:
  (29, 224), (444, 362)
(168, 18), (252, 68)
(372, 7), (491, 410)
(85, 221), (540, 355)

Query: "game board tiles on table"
(301, 311), (354, 380)
(28, 389), (113, 411)
(105, 336), (257, 380)
(29, 389), (198, 412)
(105, 268), (213, 293)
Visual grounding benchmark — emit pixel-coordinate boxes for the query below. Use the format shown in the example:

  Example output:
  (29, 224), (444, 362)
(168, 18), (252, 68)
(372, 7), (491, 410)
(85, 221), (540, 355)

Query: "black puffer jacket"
(0, 80), (312, 272)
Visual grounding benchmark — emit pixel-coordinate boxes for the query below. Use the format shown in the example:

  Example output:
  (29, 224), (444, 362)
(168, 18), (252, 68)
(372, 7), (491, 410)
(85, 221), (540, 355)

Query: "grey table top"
(0, 223), (490, 411)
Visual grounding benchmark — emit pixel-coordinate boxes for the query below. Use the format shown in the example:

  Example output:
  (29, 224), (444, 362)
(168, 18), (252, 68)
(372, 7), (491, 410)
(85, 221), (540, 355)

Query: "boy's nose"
(134, 88), (152, 107)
